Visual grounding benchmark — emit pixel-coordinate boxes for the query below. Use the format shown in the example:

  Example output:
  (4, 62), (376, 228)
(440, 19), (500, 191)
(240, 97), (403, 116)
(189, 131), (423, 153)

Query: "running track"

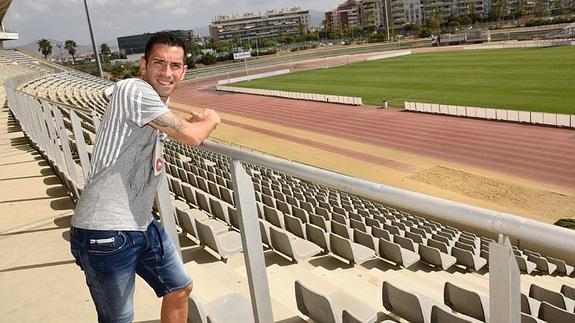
(172, 50), (575, 190)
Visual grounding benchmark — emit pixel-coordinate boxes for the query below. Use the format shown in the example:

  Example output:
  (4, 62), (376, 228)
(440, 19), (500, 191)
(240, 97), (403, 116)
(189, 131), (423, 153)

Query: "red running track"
(172, 88), (575, 190)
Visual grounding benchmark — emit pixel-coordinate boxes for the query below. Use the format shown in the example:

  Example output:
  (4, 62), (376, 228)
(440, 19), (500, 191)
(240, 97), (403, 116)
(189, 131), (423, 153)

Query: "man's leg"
(161, 283), (193, 323)
(137, 220), (193, 322)
(70, 227), (141, 323)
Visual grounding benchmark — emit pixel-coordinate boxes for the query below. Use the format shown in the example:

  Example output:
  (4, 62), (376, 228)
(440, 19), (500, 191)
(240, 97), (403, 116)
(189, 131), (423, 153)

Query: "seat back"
(444, 282), (486, 321)
(529, 284), (566, 309)
(269, 226), (294, 260)
(306, 223), (329, 251)
(431, 305), (475, 323)
(331, 221), (351, 239)
(284, 213), (305, 239)
(353, 229), (376, 251)
(294, 280), (340, 323)
(538, 301), (575, 322)
(195, 219), (220, 253)
(382, 281), (425, 323)
(379, 238), (402, 264)
(427, 239), (449, 254)
(561, 284), (575, 301)
(419, 244), (442, 267)
(394, 235), (416, 252)
(188, 295), (208, 323)
(329, 233), (354, 263)
(372, 226), (391, 241)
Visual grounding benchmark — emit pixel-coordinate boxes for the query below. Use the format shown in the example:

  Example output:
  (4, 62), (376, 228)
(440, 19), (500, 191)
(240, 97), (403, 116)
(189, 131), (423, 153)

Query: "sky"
(3, 0), (336, 47)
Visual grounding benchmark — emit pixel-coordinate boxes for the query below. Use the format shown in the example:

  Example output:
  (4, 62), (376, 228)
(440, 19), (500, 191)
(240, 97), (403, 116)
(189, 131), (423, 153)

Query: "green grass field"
(235, 46), (575, 114)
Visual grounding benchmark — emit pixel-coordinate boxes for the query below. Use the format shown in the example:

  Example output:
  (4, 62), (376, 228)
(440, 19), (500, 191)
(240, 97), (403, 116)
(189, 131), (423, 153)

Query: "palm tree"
(37, 39), (52, 59)
(100, 43), (111, 63)
(64, 40), (77, 64)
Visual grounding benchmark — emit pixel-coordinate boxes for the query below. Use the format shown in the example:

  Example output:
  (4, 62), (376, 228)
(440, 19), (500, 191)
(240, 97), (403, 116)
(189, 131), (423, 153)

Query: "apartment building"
(209, 7), (310, 44)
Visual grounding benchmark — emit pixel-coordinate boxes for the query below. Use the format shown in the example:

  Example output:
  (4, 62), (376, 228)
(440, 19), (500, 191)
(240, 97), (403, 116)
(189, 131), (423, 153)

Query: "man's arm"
(149, 109), (220, 146)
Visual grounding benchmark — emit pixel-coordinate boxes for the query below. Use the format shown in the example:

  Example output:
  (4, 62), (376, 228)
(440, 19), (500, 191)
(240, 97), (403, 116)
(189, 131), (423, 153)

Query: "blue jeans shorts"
(70, 219), (192, 323)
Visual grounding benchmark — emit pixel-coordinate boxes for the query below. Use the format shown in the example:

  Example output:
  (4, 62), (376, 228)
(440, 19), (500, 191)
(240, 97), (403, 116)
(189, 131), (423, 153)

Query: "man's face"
(140, 44), (187, 101)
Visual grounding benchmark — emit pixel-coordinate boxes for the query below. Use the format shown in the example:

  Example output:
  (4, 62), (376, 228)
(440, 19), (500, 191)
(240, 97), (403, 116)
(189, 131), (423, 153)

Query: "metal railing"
(6, 73), (574, 323)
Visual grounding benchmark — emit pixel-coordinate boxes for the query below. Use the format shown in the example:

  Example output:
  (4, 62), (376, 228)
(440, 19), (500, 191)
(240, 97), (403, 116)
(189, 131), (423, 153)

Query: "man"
(71, 32), (220, 323)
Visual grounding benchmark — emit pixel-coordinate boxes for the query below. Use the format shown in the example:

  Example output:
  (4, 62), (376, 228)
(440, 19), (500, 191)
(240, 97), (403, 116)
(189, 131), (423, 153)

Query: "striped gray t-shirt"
(72, 78), (169, 231)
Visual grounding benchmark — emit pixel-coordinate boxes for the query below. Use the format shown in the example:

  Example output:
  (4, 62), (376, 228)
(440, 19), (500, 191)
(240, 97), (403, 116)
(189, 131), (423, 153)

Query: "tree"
(100, 43), (111, 62)
(37, 39), (52, 59)
(64, 40), (77, 64)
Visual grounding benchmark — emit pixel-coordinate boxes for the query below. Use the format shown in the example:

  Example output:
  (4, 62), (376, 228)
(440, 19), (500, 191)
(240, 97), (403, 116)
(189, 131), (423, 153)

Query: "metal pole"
(83, 0), (103, 78)
(384, 0), (390, 41)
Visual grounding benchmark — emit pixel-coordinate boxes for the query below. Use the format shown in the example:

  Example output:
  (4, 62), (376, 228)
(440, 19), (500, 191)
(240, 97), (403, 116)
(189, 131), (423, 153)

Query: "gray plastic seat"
(562, 284), (575, 301)
(382, 280), (437, 323)
(451, 246), (487, 272)
(546, 257), (574, 276)
(419, 244), (457, 270)
(269, 226), (322, 263)
(188, 293), (254, 323)
(516, 256), (537, 274)
(538, 301), (575, 322)
(378, 238), (420, 268)
(295, 280), (377, 323)
(521, 293), (541, 316)
(529, 283), (575, 312)
(195, 219), (242, 262)
(527, 254), (557, 275)
(444, 282), (489, 322)
(431, 305), (483, 323)
(306, 223), (330, 252)
(329, 233), (375, 265)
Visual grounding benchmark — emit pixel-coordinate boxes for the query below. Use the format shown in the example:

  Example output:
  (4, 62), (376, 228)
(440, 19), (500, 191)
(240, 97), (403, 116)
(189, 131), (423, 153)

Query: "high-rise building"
(117, 30), (193, 56)
(209, 7), (310, 44)
(325, 0), (361, 31)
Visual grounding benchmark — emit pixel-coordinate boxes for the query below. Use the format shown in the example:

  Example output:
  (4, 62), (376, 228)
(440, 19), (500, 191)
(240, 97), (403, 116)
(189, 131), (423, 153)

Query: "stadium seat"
(268, 226), (322, 263)
(521, 293), (541, 316)
(195, 219), (242, 262)
(451, 247), (487, 272)
(305, 223), (330, 253)
(516, 256), (537, 274)
(546, 256), (574, 276)
(520, 313), (545, 323)
(418, 244), (457, 271)
(382, 280), (437, 323)
(378, 238), (420, 268)
(284, 213), (306, 239)
(537, 301), (575, 322)
(353, 229), (378, 254)
(527, 254), (557, 275)
(430, 305), (483, 323)
(329, 233), (375, 266)
(443, 282), (489, 322)
(529, 284), (575, 312)
(188, 293), (254, 323)
(295, 280), (377, 323)
(562, 284), (575, 301)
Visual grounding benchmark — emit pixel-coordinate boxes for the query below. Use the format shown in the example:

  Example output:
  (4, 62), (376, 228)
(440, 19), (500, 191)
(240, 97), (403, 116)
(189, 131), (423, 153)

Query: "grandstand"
(1, 43), (575, 322)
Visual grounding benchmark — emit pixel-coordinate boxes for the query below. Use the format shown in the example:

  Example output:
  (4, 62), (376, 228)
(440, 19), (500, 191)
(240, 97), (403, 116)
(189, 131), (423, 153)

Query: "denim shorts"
(70, 219), (192, 323)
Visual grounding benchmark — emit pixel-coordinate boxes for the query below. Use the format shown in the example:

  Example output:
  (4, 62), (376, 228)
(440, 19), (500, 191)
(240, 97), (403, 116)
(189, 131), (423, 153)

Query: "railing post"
(53, 107), (79, 184)
(229, 160), (273, 323)
(155, 172), (181, 256)
(70, 110), (92, 182)
(489, 235), (521, 323)
(91, 110), (101, 134)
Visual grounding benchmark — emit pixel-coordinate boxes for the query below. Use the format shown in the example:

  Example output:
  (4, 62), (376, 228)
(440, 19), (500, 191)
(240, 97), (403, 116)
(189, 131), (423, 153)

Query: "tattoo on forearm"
(152, 115), (185, 132)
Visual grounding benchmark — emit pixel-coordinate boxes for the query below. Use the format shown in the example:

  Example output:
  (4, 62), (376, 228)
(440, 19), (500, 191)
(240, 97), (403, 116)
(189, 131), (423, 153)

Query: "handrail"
(202, 140), (575, 258)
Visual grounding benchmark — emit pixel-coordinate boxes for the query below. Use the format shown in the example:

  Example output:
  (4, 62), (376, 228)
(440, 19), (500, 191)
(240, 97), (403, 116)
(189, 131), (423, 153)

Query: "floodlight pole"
(83, 0), (103, 78)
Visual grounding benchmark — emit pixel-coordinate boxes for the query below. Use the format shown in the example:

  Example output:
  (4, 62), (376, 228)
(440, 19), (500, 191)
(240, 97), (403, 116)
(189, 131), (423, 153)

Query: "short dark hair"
(144, 32), (188, 61)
